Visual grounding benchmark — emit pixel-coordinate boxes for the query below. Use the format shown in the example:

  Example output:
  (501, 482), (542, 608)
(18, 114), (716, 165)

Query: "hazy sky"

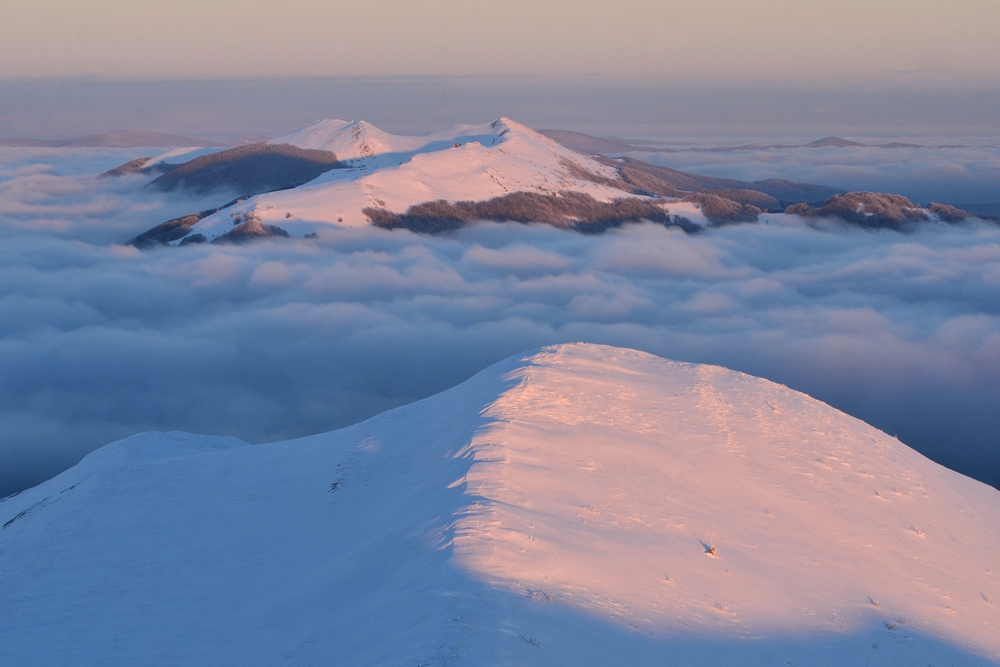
(3, 0), (999, 84)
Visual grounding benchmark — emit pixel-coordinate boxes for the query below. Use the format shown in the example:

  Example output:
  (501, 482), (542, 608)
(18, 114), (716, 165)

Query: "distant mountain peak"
(803, 136), (867, 148)
(0, 130), (229, 148)
(132, 118), (660, 242)
(537, 129), (651, 154)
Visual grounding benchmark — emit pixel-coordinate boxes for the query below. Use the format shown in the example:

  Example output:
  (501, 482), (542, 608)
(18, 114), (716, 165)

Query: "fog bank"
(1, 148), (998, 498)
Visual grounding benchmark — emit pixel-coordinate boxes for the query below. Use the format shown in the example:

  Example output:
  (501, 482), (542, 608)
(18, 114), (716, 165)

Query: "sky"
(3, 78), (1000, 151)
(3, 1), (1000, 142)
(3, 1), (1000, 85)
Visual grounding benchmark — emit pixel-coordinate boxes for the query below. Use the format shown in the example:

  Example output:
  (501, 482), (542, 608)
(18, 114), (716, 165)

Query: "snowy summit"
(180, 118), (638, 240)
(2, 344), (998, 665)
(126, 118), (977, 247)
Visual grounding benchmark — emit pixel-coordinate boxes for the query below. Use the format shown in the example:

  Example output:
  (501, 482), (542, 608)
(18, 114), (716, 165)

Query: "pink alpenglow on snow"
(1, 344), (998, 665)
(174, 118), (651, 241)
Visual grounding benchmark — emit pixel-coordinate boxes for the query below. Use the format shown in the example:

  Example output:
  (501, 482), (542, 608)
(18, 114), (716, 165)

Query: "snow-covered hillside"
(178, 118), (640, 241)
(2, 344), (998, 665)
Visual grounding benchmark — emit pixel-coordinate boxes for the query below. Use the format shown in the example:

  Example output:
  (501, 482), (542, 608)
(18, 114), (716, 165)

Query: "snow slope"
(2, 344), (998, 666)
(180, 119), (639, 241)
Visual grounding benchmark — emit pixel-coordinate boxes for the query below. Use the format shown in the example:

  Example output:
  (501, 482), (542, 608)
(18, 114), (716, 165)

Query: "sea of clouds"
(635, 140), (1000, 207)
(1, 147), (999, 498)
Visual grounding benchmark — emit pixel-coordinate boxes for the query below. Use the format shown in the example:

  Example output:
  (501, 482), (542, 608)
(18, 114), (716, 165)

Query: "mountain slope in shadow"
(3, 344), (998, 666)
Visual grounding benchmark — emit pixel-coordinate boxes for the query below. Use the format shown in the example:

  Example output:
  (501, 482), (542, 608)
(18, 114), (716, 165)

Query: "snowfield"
(2, 343), (998, 665)
(178, 118), (645, 241)
(139, 118), (979, 246)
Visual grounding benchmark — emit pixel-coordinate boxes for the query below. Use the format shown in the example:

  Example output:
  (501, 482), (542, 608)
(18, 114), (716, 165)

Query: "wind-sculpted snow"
(2, 345), (998, 665)
(1, 145), (999, 507)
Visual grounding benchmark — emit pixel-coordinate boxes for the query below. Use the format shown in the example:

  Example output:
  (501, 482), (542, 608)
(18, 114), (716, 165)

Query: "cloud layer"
(639, 142), (1000, 206)
(2, 148), (999, 498)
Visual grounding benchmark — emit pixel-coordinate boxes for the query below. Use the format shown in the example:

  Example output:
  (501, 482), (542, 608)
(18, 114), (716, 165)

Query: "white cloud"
(462, 243), (569, 274)
(638, 143), (1000, 205)
(1, 148), (999, 499)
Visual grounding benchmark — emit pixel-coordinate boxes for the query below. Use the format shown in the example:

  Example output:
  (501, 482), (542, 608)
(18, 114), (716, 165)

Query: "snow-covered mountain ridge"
(149, 118), (660, 243)
(125, 118), (985, 246)
(2, 344), (998, 665)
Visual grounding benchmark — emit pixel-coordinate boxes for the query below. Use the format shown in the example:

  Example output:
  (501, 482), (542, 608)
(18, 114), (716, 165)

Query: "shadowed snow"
(2, 344), (998, 665)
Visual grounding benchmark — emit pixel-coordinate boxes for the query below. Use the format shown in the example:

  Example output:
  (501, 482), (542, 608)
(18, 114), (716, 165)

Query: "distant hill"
(125, 117), (989, 247)
(0, 130), (230, 148)
(595, 156), (843, 204)
(131, 117), (688, 244)
(786, 194), (983, 228)
(536, 130), (654, 154)
(749, 178), (845, 202)
(147, 142), (344, 195)
(541, 130), (950, 154)
(0, 138), (70, 147)
(802, 136), (867, 148)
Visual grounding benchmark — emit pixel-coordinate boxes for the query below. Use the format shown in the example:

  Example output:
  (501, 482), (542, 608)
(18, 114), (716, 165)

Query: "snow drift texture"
(2, 344), (998, 666)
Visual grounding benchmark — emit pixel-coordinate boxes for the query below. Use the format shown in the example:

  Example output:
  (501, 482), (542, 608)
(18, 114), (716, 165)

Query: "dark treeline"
(786, 193), (973, 229)
(928, 202), (971, 223)
(128, 202), (289, 248)
(363, 191), (696, 234)
(682, 192), (763, 224)
(697, 189), (777, 209)
(128, 198), (245, 248)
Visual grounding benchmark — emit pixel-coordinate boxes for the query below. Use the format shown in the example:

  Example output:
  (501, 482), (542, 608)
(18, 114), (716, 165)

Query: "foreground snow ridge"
(2, 344), (998, 665)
